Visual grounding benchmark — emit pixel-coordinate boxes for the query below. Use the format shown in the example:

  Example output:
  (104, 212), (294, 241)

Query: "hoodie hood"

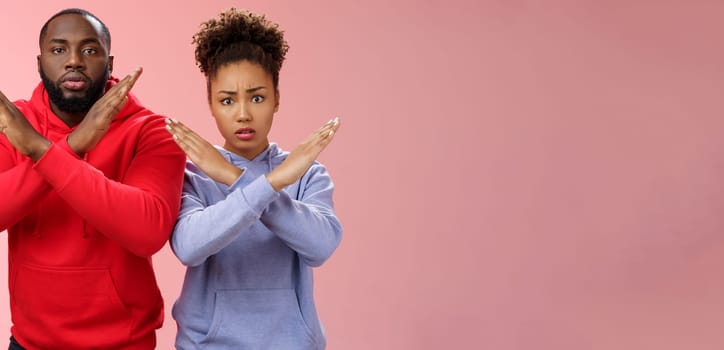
(28, 76), (145, 133)
(215, 143), (288, 172)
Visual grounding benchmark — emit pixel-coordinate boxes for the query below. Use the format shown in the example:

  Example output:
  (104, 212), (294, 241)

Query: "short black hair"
(39, 8), (111, 51)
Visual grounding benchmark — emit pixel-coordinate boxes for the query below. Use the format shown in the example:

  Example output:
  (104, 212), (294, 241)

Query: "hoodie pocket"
(201, 288), (317, 349)
(12, 263), (132, 346)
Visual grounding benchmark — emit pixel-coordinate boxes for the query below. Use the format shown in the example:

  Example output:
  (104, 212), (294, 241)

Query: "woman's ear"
(274, 90), (280, 113)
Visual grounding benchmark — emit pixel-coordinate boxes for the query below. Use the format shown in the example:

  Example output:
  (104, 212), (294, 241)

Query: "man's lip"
(60, 72), (89, 83)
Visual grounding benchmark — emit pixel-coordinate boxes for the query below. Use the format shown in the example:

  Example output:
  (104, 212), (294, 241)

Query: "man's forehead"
(44, 13), (103, 41)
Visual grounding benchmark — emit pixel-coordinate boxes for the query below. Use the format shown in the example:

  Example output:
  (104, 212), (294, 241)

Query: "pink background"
(2, 0), (724, 349)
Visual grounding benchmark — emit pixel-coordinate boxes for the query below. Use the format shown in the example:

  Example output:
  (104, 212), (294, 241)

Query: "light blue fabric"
(171, 144), (342, 350)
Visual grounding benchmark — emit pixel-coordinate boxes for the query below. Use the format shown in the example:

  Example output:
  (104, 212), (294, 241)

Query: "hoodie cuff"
(56, 136), (83, 159)
(236, 175), (279, 216)
(227, 167), (248, 190)
(32, 141), (83, 192)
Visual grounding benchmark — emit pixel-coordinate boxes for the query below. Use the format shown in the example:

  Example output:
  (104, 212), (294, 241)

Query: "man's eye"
(83, 48), (97, 55)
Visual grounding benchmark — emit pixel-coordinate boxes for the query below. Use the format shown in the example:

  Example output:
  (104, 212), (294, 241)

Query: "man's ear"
(37, 55), (41, 73)
(109, 56), (114, 75)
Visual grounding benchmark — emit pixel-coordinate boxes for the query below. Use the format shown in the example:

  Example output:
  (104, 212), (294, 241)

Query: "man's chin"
(61, 89), (89, 98)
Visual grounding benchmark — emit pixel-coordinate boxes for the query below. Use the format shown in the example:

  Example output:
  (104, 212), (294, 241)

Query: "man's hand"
(266, 117), (340, 192)
(0, 89), (51, 161)
(67, 67), (143, 156)
(165, 118), (243, 186)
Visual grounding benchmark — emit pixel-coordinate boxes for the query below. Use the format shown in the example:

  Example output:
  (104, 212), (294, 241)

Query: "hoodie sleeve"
(171, 161), (342, 268)
(170, 167), (279, 266)
(260, 163), (342, 267)
(31, 118), (186, 257)
(0, 139), (52, 231)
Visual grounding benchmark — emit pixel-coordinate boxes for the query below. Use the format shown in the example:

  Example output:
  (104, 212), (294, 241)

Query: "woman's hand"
(266, 117), (340, 192)
(165, 118), (243, 186)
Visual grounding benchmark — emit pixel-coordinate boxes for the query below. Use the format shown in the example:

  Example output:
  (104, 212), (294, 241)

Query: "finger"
(175, 129), (206, 151)
(122, 66), (143, 93)
(107, 67), (143, 100)
(319, 117), (341, 134)
(166, 118), (193, 134)
(166, 118), (206, 146)
(314, 117), (340, 147)
(307, 120), (335, 142)
(165, 119), (202, 150)
(328, 117), (340, 135)
(170, 132), (205, 159)
(173, 122), (202, 141)
(0, 89), (12, 105)
(0, 90), (28, 124)
(171, 134), (193, 155)
(316, 117), (340, 139)
(103, 96), (127, 120)
(165, 118), (190, 137)
(165, 118), (180, 137)
(0, 90), (19, 115)
(116, 66), (142, 89)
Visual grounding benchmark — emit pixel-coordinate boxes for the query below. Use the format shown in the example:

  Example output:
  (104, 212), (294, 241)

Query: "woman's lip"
(235, 128), (255, 140)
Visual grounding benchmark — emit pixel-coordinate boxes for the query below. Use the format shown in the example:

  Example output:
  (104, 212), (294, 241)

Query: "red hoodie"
(0, 79), (185, 349)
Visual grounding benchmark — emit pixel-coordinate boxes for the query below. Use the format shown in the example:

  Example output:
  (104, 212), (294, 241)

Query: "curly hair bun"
(193, 8), (289, 86)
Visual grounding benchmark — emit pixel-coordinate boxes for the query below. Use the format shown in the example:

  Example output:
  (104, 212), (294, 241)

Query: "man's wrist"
(28, 138), (51, 162)
(66, 133), (88, 157)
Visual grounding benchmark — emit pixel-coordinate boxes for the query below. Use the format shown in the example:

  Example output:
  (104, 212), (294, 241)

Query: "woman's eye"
(221, 98), (233, 105)
(251, 95), (264, 103)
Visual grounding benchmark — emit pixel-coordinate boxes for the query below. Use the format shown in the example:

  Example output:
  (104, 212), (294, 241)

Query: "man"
(0, 8), (185, 349)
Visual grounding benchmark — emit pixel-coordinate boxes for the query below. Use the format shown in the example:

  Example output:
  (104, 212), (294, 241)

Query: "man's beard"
(40, 67), (110, 114)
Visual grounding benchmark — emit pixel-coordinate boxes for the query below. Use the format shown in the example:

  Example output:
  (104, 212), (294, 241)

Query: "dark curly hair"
(193, 8), (289, 95)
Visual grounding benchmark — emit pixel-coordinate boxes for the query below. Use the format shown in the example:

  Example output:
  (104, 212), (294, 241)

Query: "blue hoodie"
(171, 143), (342, 349)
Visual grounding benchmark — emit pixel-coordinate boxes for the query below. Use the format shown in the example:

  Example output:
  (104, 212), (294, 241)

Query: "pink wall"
(3, 0), (724, 349)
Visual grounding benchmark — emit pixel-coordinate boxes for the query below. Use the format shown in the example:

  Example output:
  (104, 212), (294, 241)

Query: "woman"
(165, 8), (342, 350)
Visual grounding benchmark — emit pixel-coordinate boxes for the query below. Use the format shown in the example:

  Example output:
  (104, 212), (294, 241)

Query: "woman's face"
(209, 60), (279, 160)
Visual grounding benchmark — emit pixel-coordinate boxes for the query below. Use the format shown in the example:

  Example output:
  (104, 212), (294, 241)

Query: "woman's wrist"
(220, 163), (243, 187)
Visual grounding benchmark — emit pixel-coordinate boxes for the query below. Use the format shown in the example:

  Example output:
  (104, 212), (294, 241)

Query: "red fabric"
(0, 80), (185, 349)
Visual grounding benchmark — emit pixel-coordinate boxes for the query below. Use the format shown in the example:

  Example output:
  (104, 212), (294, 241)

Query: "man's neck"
(50, 103), (86, 127)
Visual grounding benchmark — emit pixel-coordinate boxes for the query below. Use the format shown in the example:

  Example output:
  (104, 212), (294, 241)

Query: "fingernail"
(333, 116), (340, 125)
(328, 130), (334, 137)
(172, 118), (179, 124)
(165, 118), (172, 124)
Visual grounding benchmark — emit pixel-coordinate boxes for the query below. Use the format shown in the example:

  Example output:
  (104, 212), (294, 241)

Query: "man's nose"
(65, 51), (84, 70)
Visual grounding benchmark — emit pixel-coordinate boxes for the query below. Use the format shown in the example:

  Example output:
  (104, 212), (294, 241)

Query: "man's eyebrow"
(46, 37), (102, 45)
(47, 38), (68, 45)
